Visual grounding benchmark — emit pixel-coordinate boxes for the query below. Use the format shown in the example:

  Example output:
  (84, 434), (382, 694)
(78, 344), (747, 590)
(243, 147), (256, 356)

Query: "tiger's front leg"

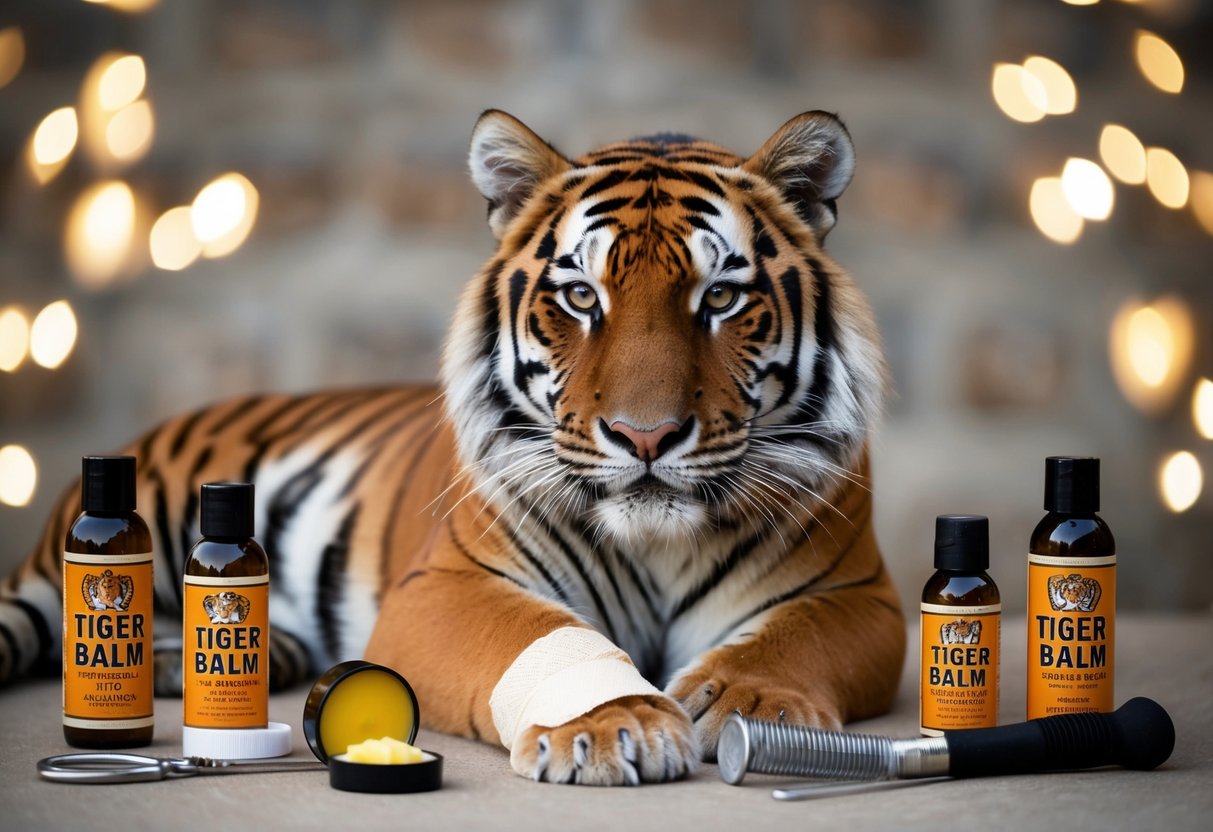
(666, 565), (905, 759)
(364, 557), (696, 785)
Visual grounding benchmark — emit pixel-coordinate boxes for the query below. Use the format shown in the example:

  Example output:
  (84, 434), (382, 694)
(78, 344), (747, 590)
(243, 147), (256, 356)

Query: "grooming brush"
(718, 697), (1174, 800)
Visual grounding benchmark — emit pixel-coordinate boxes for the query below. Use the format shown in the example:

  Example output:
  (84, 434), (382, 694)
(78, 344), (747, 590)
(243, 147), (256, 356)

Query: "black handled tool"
(945, 696), (1174, 777)
(718, 697), (1175, 792)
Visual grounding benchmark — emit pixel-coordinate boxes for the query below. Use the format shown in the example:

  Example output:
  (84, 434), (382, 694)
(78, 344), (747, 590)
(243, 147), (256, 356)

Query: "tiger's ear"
(743, 111), (855, 238)
(469, 110), (572, 239)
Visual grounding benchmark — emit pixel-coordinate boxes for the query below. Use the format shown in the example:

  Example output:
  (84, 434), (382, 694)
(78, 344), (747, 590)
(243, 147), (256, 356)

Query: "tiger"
(0, 109), (905, 786)
(203, 591), (251, 625)
(1048, 573), (1102, 613)
(939, 619), (981, 645)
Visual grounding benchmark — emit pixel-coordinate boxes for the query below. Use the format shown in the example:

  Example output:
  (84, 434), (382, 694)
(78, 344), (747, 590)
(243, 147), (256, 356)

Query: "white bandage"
(490, 627), (661, 764)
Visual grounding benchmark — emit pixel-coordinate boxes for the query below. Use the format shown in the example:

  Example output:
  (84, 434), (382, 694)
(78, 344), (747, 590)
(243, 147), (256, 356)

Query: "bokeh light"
(79, 52), (151, 168)
(1099, 124), (1146, 185)
(1029, 177), (1084, 244)
(1134, 31), (1184, 94)
(104, 99), (154, 162)
(1109, 297), (1195, 413)
(1159, 451), (1202, 513)
(191, 173), (260, 258)
(0, 26), (24, 90)
(991, 63), (1047, 123)
(150, 206), (203, 271)
(0, 307), (31, 373)
(64, 181), (137, 288)
(1191, 172), (1213, 236)
(1194, 379), (1213, 441)
(1145, 147), (1189, 209)
(0, 445), (37, 508)
(28, 107), (79, 183)
(32, 107), (79, 166)
(81, 0), (161, 11)
(30, 301), (79, 370)
(1023, 56), (1076, 115)
(97, 54), (146, 111)
(1061, 158), (1114, 221)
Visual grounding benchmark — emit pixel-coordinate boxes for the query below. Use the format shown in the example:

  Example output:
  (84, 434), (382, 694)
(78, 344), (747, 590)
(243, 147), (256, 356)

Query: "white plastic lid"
(182, 722), (293, 760)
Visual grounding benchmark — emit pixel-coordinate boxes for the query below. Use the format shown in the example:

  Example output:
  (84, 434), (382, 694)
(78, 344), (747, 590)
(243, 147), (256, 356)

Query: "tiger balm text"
(927, 645), (990, 688)
(72, 613), (146, 668)
(1034, 614), (1108, 669)
(193, 625), (262, 675)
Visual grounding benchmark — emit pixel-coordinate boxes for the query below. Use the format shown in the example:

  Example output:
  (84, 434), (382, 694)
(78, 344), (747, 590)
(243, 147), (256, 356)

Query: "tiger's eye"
(564, 282), (599, 312)
(704, 283), (739, 311)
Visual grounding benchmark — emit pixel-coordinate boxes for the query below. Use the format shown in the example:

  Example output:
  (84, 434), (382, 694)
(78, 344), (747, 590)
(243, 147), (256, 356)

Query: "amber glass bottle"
(183, 482), (270, 737)
(63, 455), (154, 748)
(920, 514), (1000, 736)
(1027, 457), (1115, 719)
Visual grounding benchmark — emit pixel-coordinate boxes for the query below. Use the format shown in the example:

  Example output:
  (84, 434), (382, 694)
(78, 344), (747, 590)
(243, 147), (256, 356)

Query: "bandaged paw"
(490, 627), (663, 772)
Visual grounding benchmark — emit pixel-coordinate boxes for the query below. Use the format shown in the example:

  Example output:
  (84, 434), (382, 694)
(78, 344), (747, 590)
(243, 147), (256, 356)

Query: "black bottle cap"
(81, 456), (136, 514)
(200, 482), (255, 538)
(1044, 456), (1100, 513)
(934, 514), (989, 571)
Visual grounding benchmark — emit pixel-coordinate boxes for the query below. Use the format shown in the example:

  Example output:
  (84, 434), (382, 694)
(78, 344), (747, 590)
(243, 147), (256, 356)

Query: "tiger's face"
(444, 111), (886, 542)
(204, 591), (250, 624)
(95, 572), (124, 606)
(82, 569), (133, 611)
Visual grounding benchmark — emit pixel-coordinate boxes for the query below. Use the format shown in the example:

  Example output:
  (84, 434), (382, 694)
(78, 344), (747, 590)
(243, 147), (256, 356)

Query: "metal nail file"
(717, 697), (1174, 796)
(772, 777), (950, 801)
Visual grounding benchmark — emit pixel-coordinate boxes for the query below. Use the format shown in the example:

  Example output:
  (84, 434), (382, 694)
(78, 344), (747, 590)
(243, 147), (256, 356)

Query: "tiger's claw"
(515, 694), (696, 785)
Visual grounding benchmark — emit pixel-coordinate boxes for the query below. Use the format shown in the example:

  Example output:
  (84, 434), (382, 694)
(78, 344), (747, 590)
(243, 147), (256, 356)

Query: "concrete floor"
(2, 614), (1209, 831)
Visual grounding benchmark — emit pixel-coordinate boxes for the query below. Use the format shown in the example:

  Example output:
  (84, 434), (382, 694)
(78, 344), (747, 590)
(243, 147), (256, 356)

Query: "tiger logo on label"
(81, 569), (133, 612)
(1047, 573), (1102, 612)
(939, 618), (981, 644)
(203, 591), (251, 625)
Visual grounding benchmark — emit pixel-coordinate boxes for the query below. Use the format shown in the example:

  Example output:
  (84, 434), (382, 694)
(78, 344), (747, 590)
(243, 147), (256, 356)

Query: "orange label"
(183, 575), (268, 729)
(62, 552), (154, 729)
(1027, 554), (1114, 719)
(920, 604), (1000, 736)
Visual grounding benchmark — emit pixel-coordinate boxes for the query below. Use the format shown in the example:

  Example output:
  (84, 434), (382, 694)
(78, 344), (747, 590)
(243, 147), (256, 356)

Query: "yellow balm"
(305, 661), (441, 793)
(303, 660), (420, 763)
(345, 736), (424, 764)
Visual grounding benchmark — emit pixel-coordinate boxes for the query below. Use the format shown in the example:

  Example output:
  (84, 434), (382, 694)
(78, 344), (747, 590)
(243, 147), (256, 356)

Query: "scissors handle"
(37, 753), (199, 784)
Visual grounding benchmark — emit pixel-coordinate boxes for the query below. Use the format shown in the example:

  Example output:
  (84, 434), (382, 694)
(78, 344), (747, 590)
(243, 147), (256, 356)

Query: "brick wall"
(2, 0), (1211, 614)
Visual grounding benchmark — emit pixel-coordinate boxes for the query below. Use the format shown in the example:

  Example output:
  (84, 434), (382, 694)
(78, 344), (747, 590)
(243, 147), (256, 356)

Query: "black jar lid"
(327, 750), (443, 794)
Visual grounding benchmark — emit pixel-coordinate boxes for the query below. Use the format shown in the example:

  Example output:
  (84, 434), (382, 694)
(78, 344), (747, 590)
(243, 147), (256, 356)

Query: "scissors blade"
(189, 758), (328, 776)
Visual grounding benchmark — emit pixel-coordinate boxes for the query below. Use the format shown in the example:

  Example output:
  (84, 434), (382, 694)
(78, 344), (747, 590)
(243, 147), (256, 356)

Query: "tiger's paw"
(513, 695), (698, 785)
(666, 669), (841, 761)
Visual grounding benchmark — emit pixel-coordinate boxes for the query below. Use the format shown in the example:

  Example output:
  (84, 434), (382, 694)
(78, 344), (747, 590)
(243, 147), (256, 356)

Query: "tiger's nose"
(602, 418), (693, 463)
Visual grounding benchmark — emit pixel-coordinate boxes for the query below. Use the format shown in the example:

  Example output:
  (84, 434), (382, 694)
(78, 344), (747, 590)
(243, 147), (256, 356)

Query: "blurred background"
(1, 0), (1210, 617)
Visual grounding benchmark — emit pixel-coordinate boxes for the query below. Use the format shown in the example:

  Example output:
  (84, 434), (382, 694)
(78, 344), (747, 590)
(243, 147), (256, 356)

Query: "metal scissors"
(37, 752), (327, 784)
